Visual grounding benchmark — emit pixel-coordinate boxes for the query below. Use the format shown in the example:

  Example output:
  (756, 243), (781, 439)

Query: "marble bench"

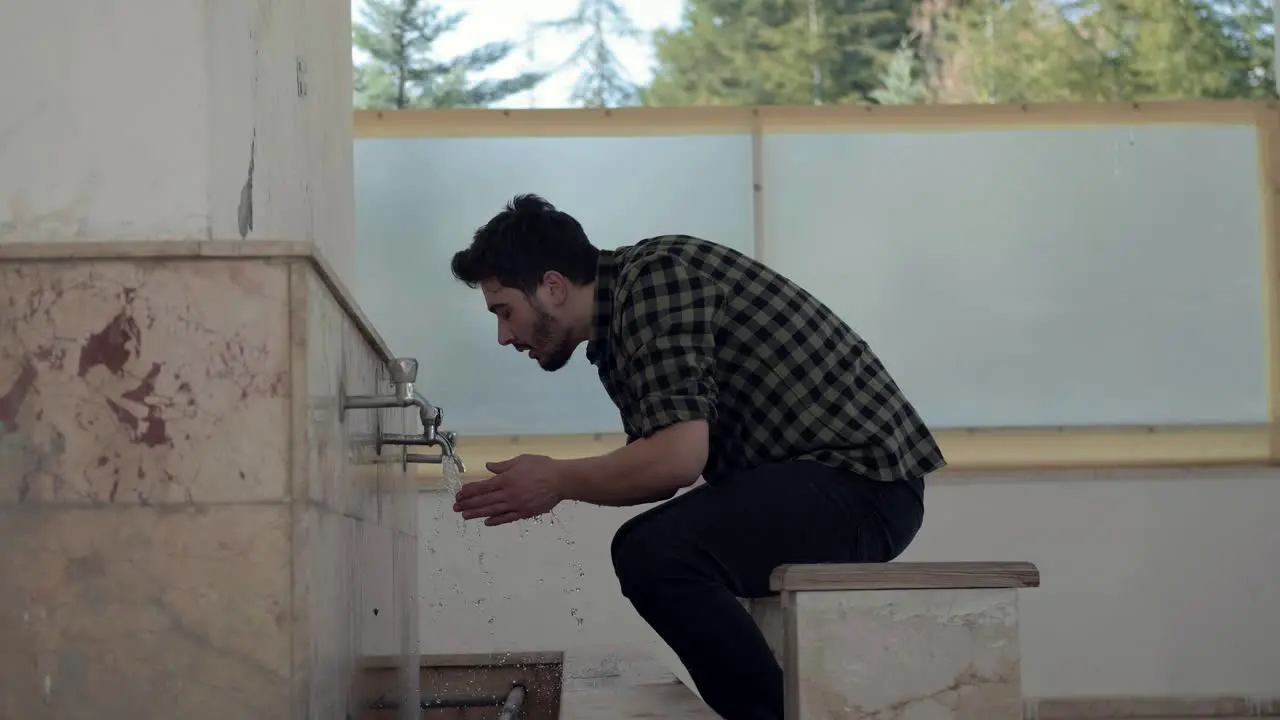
(744, 561), (1041, 720)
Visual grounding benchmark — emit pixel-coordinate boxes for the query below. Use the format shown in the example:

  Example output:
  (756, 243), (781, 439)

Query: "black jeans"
(610, 460), (926, 720)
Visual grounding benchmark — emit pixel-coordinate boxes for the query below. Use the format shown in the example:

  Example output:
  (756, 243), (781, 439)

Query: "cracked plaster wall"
(0, 0), (356, 284)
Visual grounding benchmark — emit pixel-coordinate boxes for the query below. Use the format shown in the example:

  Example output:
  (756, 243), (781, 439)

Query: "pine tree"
(643, 0), (917, 106)
(871, 39), (928, 104)
(352, 0), (546, 109)
(926, 0), (1276, 102)
(1213, 0), (1276, 98)
(536, 0), (643, 108)
(644, 0), (786, 106)
(818, 0), (920, 103)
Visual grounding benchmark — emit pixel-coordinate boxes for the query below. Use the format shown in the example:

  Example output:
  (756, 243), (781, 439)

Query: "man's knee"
(611, 516), (680, 599)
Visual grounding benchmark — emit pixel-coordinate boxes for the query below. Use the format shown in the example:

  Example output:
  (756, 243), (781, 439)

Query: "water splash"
(474, 541), (498, 633)
(442, 460), (464, 495)
(538, 510), (587, 628)
(427, 481), (591, 640)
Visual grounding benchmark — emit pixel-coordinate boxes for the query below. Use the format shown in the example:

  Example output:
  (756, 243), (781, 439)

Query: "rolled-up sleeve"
(615, 255), (722, 438)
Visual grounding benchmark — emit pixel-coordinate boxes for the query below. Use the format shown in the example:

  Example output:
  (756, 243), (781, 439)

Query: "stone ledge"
(771, 560), (1042, 592)
(0, 239), (395, 364)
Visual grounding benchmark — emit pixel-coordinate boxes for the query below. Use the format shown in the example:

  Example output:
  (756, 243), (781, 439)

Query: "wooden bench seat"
(744, 561), (1041, 720)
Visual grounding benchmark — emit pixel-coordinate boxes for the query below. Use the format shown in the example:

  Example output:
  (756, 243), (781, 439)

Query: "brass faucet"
(342, 357), (465, 473)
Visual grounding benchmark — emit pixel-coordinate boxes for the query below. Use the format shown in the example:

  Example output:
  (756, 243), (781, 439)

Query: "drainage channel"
(369, 683), (527, 717)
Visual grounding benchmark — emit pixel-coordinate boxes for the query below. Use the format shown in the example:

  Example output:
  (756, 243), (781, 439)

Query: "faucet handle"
(388, 357), (419, 384)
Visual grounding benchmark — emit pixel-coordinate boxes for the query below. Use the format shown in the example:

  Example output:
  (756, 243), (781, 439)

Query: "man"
(450, 194), (943, 720)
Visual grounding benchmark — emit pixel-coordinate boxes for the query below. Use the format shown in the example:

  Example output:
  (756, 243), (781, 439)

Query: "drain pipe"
(497, 685), (527, 720)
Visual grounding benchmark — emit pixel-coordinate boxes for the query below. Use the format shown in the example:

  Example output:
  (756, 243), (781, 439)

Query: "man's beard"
(531, 304), (574, 372)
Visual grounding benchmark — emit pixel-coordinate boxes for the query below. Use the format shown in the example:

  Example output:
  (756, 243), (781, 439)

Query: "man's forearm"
(555, 421), (707, 507)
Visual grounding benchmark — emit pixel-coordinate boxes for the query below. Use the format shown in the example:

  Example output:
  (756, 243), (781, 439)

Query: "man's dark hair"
(450, 194), (600, 295)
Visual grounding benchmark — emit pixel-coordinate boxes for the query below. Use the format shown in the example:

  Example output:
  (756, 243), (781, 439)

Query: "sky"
(352, 0), (686, 108)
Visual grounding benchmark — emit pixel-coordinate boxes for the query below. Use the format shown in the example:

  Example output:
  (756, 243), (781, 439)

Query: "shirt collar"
(585, 249), (616, 366)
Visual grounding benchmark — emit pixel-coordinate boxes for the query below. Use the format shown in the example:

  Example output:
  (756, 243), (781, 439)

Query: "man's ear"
(540, 270), (569, 305)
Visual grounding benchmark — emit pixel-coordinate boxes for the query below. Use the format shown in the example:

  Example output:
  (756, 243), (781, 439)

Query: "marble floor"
(558, 683), (1255, 720)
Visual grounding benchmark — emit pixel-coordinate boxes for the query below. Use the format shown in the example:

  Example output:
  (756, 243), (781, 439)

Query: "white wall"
(418, 466), (1280, 698)
(354, 126), (1268, 435)
(908, 467), (1280, 697)
(417, 492), (688, 687)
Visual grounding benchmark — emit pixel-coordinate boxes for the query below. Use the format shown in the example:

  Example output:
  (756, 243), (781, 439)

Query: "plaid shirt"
(584, 235), (946, 484)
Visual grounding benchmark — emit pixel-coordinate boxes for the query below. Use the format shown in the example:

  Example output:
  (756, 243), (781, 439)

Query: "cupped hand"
(452, 453), (566, 526)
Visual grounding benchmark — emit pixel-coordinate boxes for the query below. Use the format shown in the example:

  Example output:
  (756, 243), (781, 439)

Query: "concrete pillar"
(0, 4), (420, 720)
(0, 0), (355, 279)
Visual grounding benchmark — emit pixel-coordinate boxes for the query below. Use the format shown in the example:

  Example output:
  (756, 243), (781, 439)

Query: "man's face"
(481, 277), (576, 372)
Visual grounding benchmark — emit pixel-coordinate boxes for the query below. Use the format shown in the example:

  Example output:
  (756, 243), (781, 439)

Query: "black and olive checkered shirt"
(584, 235), (946, 484)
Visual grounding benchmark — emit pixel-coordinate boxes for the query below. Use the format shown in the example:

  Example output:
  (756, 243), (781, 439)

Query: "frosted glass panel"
(353, 134), (755, 435)
(763, 125), (1267, 427)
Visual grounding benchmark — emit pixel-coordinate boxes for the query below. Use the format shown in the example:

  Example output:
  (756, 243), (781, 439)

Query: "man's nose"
(498, 324), (515, 346)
